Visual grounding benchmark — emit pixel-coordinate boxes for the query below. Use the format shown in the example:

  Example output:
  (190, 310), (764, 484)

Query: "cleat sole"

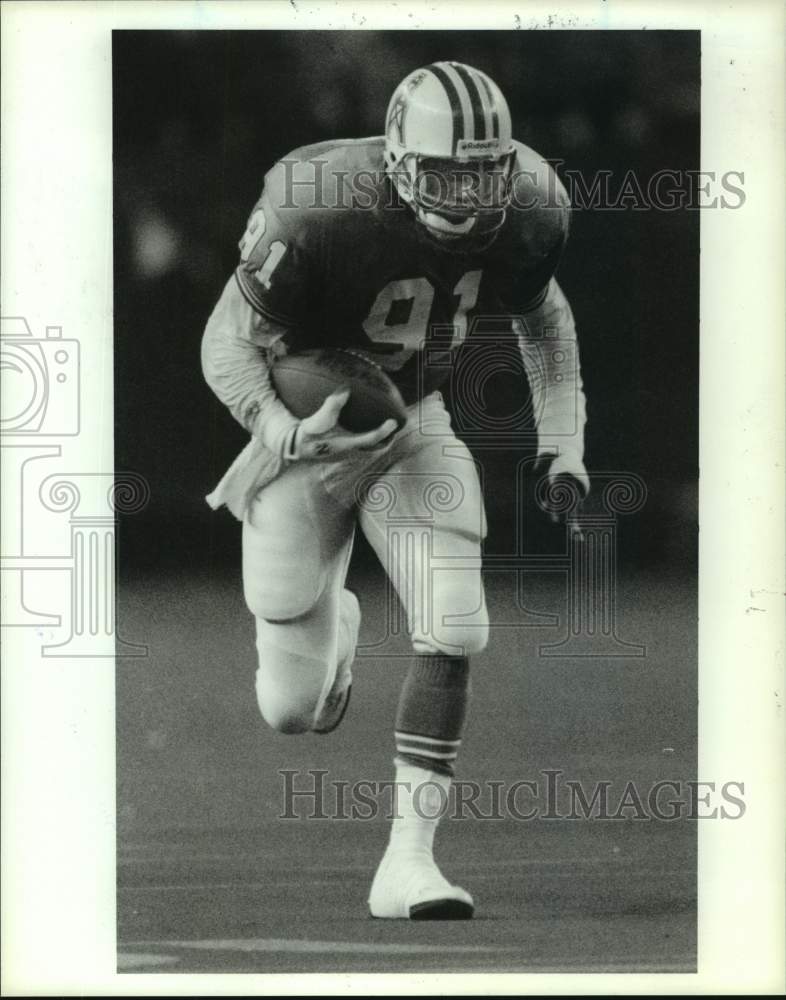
(408, 898), (474, 920)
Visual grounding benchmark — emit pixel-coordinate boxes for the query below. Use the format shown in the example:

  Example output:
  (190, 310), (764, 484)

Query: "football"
(271, 349), (409, 433)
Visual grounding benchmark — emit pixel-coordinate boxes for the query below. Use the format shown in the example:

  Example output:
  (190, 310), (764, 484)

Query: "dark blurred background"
(113, 30), (699, 577)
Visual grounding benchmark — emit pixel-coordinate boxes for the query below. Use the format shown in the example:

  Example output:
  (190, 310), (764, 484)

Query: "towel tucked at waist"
(207, 392), (448, 521)
(206, 437), (283, 520)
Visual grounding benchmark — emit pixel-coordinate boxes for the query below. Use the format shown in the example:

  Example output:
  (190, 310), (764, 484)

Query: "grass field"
(116, 564), (697, 974)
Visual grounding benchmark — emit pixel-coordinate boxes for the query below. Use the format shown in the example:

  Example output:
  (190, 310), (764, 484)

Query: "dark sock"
(394, 654), (470, 777)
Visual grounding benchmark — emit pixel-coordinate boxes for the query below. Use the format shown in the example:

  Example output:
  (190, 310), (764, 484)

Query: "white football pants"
(242, 393), (489, 732)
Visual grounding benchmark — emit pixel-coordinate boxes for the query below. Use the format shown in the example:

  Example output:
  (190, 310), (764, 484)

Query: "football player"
(202, 62), (588, 919)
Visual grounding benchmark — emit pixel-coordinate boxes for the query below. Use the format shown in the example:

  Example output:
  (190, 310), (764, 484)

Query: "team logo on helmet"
(387, 94), (407, 145)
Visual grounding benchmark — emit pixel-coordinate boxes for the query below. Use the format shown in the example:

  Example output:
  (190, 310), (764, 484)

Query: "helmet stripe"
(440, 62), (477, 144)
(469, 67), (495, 140)
(451, 62), (488, 140)
(477, 73), (500, 140)
(425, 62), (465, 153)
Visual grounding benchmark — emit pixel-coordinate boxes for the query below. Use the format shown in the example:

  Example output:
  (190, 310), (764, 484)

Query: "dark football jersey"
(235, 137), (570, 404)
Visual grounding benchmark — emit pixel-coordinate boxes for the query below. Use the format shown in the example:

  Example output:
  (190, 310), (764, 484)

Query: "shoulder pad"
(506, 140), (570, 252)
(510, 140), (570, 209)
(261, 156), (322, 237)
(264, 138), (386, 219)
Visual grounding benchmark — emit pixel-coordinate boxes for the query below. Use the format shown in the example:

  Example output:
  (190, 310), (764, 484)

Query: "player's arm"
(503, 160), (589, 509)
(516, 277), (589, 497)
(201, 275), (300, 456)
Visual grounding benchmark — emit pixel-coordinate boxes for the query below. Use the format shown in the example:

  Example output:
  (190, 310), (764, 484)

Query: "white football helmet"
(384, 62), (516, 251)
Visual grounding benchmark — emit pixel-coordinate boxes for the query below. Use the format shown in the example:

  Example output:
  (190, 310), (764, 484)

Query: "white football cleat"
(368, 847), (474, 920)
(313, 590), (361, 734)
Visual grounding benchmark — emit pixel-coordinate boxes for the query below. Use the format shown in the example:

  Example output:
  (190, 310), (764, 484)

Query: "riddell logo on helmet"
(457, 138), (501, 154)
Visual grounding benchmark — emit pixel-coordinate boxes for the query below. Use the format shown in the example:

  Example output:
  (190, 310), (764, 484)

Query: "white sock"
(387, 760), (451, 855)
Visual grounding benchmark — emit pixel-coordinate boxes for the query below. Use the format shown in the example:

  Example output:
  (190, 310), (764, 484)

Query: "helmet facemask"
(388, 150), (515, 251)
(414, 153), (515, 246)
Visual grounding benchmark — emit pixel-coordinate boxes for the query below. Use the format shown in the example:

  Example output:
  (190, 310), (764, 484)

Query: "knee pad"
(253, 616), (335, 734)
(256, 690), (314, 734)
(255, 678), (316, 734)
(413, 574), (490, 656)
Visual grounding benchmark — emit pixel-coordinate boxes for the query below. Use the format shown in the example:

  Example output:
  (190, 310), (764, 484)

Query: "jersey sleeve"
(234, 160), (317, 327)
(202, 274), (300, 451)
(515, 278), (586, 478)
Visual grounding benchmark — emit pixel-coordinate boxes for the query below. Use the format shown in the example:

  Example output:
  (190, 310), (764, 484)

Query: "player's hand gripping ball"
(271, 349), (408, 461)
